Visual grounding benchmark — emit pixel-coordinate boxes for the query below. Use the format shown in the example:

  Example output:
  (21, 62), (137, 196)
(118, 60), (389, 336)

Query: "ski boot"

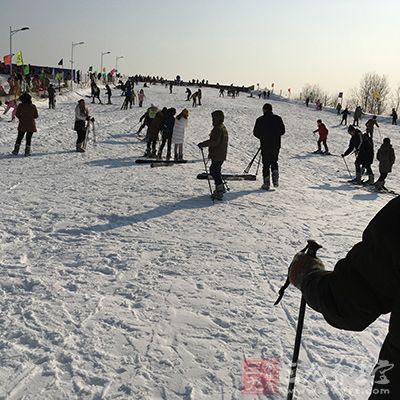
(364, 174), (374, 186)
(313, 149), (323, 154)
(24, 145), (31, 157)
(261, 175), (270, 190)
(272, 170), (279, 187)
(11, 144), (20, 155)
(211, 184), (224, 200)
(349, 172), (362, 185)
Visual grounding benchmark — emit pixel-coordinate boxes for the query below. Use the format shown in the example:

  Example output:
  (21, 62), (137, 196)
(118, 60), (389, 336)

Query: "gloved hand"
(341, 154), (345, 158)
(197, 142), (204, 149)
(289, 252), (325, 289)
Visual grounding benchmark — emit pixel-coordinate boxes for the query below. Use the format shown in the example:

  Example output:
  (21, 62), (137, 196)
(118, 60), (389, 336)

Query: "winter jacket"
(48, 86), (56, 99)
(354, 107), (363, 119)
(162, 113), (175, 139)
(74, 104), (88, 132)
(199, 110), (228, 161)
(343, 130), (373, 164)
(366, 118), (378, 132)
(172, 117), (188, 144)
(315, 123), (328, 140)
(377, 142), (396, 173)
(253, 111), (285, 149)
(16, 103), (38, 132)
(300, 196), (400, 398)
(147, 110), (165, 141)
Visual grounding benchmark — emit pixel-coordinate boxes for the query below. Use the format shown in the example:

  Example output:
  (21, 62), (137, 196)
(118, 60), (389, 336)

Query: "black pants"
(76, 128), (86, 146)
(376, 172), (388, 183)
(49, 97), (55, 109)
(318, 139), (329, 152)
(261, 147), (280, 177)
(159, 134), (172, 157)
(392, 118), (397, 125)
(16, 131), (33, 146)
(356, 162), (372, 175)
(210, 160), (224, 185)
(146, 138), (157, 153)
(107, 94), (112, 104)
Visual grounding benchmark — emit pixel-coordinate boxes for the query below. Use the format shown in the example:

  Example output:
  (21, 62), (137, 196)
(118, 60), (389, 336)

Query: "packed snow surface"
(0, 84), (398, 399)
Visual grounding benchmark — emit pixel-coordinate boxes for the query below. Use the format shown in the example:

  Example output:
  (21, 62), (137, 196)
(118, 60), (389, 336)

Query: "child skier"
(3, 99), (18, 121)
(198, 110), (229, 200)
(312, 119), (329, 154)
(375, 138), (396, 190)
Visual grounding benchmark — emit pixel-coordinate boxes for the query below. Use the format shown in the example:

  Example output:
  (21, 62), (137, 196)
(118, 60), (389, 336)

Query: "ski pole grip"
(305, 239), (322, 258)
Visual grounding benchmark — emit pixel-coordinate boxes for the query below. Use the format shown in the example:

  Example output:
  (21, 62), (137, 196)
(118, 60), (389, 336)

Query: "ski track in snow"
(0, 84), (397, 399)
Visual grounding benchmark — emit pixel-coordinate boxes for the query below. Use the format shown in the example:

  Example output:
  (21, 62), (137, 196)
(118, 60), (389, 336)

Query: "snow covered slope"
(0, 84), (398, 399)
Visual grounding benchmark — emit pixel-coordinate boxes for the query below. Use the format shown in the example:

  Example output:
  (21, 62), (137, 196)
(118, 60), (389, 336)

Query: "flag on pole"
(3, 54), (11, 65)
(58, 58), (63, 66)
(15, 51), (23, 66)
(22, 65), (30, 76)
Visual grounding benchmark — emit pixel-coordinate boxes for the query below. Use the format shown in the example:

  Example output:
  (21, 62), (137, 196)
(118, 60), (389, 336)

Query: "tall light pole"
(9, 26), (29, 77)
(100, 51), (111, 81)
(70, 41), (84, 90)
(115, 55), (124, 73)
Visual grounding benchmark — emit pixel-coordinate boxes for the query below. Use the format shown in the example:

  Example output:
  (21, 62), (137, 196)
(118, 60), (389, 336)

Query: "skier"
(11, 93), (38, 156)
(340, 107), (350, 125)
(315, 99), (322, 110)
(198, 88), (202, 105)
(92, 84), (103, 104)
(219, 88), (225, 97)
(336, 102), (342, 115)
(172, 108), (189, 160)
(48, 84), (56, 109)
(121, 81), (133, 109)
(169, 81), (173, 94)
(190, 91), (199, 107)
(288, 195), (400, 399)
(138, 89), (145, 107)
(2, 99), (18, 121)
(253, 103), (285, 190)
(366, 116), (379, 140)
(185, 87), (192, 101)
(374, 137), (395, 190)
(145, 107), (166, 157)
(390, 108), (397, 125)
(305, 96), (310, 107)
(198, 110), (229, 200)
(105, 84), (112, 104)
(138, 104), (158, 136)
(74, 99), (90, 153)
(157, 108), (176, 160)
(341, 124), (374, 184)
(353, 106), (363, 126)
(312, 119), (329, 154)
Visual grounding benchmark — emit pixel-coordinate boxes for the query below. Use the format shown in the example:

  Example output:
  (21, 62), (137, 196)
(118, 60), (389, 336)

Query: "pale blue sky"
(1, 0), (400, 96)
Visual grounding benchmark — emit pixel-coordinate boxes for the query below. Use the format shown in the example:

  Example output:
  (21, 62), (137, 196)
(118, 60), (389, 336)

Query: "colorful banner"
(3, 54), (11, 65)
(15, 51), (23, 66)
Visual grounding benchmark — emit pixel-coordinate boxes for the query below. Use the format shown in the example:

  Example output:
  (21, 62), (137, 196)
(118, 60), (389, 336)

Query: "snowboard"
(197, 173), (257, 181)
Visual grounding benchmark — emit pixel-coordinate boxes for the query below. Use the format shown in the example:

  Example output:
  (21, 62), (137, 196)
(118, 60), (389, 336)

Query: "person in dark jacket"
(92, 84), (102, 104)
(342, 124), (374, 184)
(374, 138), (396, 190)
(185, 88), (192, 101)
(366, 116), (379, 139)
(48, 84), (56, 109)
(145, 107), (166, 157)
(353, 106), (363, 126)
(340, 107), (350, 125)
(336, 102), (342, 115)
(105, 84), (112, 104)
(198, 110), (229, 200)
(390, 108), (397, 125)
(157, 108), (176, 160)
(74, 99), (90, 152)
(253, 103), (285, 190)
(12, 93), (38, 156)
(288, 195), (400, 399)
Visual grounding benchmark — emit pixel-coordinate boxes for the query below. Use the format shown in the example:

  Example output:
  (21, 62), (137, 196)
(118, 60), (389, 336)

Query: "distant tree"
(390, 84), (400, 113)
(352, 72), (390, 114)
(301, 83), (324, 103)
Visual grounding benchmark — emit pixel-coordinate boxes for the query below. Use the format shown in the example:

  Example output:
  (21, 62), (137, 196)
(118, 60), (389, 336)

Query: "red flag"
(3, 54), (11, 65)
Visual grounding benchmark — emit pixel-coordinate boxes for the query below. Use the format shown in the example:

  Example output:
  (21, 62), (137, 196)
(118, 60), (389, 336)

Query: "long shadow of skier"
(309, 182), (379, 200)
(57, 188), (262, 235)
(85, 156), (137, 168)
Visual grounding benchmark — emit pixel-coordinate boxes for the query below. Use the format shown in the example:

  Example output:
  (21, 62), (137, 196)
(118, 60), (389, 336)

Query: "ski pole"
(255, 151), (262, 177)
(275, 240), (322, 400)
(200, 147), (214, 202)
(243, 147), (261, 174)
(342, 155), (353, 180)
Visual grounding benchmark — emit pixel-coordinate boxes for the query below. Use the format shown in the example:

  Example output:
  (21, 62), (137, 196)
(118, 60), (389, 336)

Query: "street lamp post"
(70, 41), (84, 90)
(100, 51), (111, 82)
(9, 26), (29, 77)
